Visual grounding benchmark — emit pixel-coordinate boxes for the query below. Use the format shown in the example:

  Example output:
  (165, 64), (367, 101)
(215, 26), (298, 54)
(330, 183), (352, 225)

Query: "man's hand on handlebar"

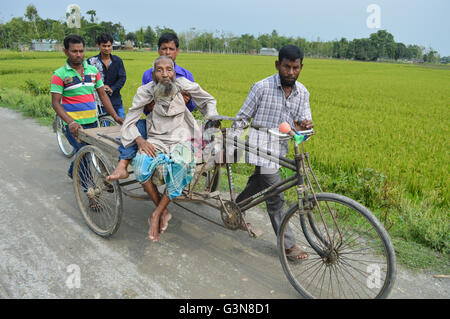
(294, 119), (314, 131)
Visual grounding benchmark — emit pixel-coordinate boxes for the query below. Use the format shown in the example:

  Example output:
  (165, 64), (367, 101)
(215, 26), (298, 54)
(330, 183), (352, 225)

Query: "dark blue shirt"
(87, 54), (126, 107)
(142, 62), (196, 112)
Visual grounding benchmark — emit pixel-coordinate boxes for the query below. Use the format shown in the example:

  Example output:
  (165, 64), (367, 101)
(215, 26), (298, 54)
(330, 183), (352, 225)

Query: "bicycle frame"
(222, 127), (342, 258)
(223, 128), (305, 213)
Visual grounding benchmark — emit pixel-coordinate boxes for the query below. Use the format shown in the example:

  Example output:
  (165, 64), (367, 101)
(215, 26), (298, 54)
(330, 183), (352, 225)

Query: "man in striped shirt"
(51, 34), (123, 180)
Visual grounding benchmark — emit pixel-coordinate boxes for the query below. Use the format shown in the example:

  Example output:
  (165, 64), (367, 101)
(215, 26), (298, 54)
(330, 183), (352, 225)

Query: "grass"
(0, 49), (448, 272)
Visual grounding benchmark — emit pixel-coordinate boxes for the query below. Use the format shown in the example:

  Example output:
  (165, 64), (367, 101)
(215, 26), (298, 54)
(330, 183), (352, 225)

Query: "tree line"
(0, 5), (445, 64)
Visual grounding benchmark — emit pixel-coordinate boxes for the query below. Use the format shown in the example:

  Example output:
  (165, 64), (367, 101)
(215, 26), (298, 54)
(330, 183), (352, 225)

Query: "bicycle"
(71, 115), (396, 299)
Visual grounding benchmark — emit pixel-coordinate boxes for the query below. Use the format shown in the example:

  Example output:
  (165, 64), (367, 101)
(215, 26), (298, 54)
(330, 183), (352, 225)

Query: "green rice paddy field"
(0, 50), (449, 266)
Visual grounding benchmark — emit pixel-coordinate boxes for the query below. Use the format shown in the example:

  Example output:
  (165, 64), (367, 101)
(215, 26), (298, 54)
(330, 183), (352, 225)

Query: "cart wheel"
(54, 115), (74, 158)
(73, 145), (123, 237)
(99, 115), (117, 127)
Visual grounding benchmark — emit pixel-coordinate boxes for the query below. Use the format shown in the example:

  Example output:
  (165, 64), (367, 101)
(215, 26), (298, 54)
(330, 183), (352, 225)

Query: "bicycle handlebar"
(205, 115), (314, 142)
(268, 128), (315, 139)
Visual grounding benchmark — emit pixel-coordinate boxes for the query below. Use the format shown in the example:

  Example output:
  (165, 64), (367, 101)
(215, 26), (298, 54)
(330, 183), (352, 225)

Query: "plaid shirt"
(230, 73), (312, 168)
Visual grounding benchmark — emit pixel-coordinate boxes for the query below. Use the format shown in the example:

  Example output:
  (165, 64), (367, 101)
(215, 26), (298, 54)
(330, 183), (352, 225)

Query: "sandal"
(285, 245), (309, 261)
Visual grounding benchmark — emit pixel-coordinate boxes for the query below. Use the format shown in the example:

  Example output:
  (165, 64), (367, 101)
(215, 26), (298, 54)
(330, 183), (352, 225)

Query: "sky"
(1, 0), (449, 56)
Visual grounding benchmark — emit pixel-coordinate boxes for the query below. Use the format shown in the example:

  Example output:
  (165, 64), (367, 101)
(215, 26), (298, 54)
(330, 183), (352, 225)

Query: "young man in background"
(87, 33), (127, 119)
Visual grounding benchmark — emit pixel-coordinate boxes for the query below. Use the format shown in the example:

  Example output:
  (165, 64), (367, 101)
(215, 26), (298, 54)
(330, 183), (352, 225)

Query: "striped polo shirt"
(50, 60), (104, 124)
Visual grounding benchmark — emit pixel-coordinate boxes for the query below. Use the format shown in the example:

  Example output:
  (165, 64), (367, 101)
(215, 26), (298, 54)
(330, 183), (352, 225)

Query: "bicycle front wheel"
(54, 115), (74, 158)
(278, 192), (396, 299)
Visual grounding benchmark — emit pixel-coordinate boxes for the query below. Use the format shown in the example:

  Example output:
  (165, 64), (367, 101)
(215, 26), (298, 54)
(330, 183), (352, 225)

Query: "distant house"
(112, 41), (123, 50)
(30, 39), (58, 51)
(260, 47), (278, 56)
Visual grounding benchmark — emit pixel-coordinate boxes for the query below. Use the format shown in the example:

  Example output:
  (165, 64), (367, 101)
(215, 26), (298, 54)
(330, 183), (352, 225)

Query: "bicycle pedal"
(240, 222), (264, 238)
(249, 228), (264, 238)
(251, 228), (264, 238)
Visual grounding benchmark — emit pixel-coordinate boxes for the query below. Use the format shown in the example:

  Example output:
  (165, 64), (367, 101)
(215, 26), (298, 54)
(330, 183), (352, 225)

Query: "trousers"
(65, 121), (99, 190)
(236, 166), (296, 249)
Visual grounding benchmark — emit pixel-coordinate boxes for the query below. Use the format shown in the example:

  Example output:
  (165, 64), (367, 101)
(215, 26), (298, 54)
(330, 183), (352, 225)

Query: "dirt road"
(0, 107), (448, 299)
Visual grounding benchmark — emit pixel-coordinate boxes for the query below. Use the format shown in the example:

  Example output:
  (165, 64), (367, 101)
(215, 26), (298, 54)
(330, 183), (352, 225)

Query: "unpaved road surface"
(0, 107), (448, 299)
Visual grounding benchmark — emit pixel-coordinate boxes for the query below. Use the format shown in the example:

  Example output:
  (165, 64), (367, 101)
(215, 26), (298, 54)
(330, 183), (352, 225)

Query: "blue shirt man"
(141, 32), (196, 112)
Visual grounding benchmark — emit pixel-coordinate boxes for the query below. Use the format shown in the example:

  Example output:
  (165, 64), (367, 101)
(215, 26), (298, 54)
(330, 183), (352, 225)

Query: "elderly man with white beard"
(116, 55), (218, 242)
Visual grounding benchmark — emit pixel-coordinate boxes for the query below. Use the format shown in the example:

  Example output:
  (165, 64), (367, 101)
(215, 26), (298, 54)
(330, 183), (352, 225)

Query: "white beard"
(154, 80), (178, 108)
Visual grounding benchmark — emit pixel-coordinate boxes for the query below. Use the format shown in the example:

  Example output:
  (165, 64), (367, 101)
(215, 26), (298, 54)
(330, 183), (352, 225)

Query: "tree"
(338, 38), (349, 58)
(423, 48), (440, 63)
(155, 26), (176, 39)
(179, 27), (198, 51)
(118, 27), (126, 44)
(295, 37), (308, 56)
(85, 23), (105, 46)
(351, 38), (377, 61)
(369, 30), (396, 59)
(86, 10), (97, 23)
(407, 44), (424, 61)
(126, 32), (137, 44)
(5, 17), (30, 47)
(135, 27), (145, 48)
(394, 42), (408, 60)
(143, 26), (156, 47)
(24, 4), (40, 40)
(271, 29), (279, 49)
(51, 21), (66, 43)
(257, 33), (271, 48)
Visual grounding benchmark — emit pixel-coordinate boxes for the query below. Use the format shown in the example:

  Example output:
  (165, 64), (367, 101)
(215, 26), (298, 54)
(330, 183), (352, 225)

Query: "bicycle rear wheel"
(54, 115), (74, 158)
(278, 192), (396, 299)
(99, 115), (117, 127)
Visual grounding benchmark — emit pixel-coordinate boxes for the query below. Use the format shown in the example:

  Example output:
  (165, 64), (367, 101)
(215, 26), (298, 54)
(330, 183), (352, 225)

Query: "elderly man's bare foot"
(160, 210), (172, 233)
(148, 215), (161, 242)
(106, 165), (129, 182)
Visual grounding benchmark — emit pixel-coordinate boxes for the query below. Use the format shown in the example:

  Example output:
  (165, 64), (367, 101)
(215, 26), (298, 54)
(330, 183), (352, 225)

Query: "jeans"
(66, 121), (99, 189)
(118, 119), (147, 160)
(236, 166), (296, 249)
(115, 104), (125, 119)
